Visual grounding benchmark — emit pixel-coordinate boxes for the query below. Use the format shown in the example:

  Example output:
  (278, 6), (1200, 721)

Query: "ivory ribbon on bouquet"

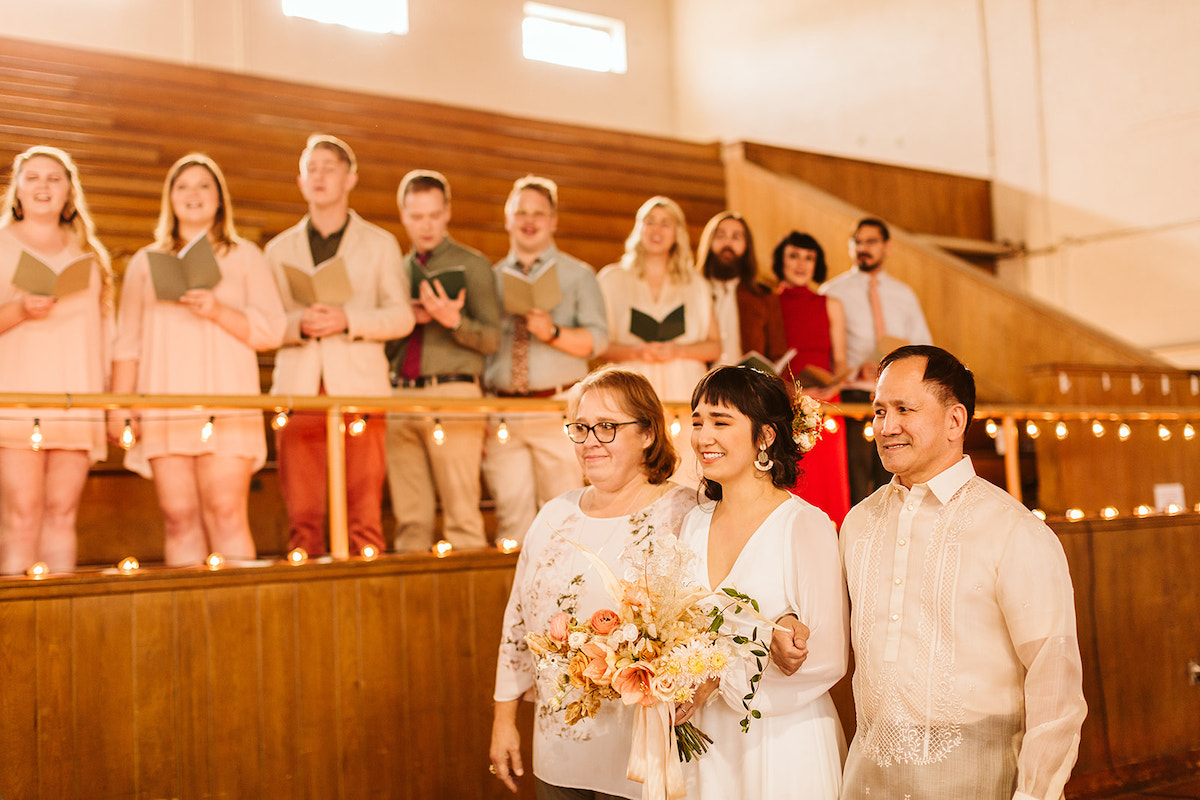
(626, 701), (685, 800)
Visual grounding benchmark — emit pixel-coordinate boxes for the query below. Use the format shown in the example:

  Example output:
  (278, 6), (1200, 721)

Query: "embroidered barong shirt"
(840, 456), (1086, 800)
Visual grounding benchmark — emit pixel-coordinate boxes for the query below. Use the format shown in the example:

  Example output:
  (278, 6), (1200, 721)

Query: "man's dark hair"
(696, 212), (758, 285)
(855, 217), (890, 242)
(880, 345), (976, 427)
(771, 231), (828, 284)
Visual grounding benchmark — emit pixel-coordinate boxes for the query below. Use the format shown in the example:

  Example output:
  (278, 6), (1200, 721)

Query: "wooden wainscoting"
(723, 147), (1170, 402)
(0, 553), (534, 800)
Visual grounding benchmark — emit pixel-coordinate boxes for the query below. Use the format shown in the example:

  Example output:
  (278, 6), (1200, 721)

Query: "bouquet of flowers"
(526, 528), (775, 800)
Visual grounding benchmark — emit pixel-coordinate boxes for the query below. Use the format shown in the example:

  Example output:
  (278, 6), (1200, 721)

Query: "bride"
(677, 365), (849, 799)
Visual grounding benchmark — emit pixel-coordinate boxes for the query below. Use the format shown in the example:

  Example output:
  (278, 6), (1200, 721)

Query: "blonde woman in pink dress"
(110, 155), (286, 565)
(0, 146), (113, 574)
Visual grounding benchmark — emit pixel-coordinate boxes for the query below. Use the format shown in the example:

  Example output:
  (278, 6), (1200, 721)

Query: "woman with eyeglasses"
(490, 365), (696, 799)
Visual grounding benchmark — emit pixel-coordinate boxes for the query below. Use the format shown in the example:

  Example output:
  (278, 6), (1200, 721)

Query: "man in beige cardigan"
(266, 134), (413, 556)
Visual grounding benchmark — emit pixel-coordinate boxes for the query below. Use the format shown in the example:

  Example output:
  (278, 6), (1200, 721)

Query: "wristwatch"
(550, 324), (561, 341)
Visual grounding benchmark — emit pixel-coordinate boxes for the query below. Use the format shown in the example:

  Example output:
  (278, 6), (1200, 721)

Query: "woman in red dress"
(772, 232), (851, 527)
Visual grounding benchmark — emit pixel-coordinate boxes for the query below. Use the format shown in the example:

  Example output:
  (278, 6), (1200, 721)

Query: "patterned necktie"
(510, 259), (533, 394)
(868, 272), (887, 349)
(399, 251), (430, 381)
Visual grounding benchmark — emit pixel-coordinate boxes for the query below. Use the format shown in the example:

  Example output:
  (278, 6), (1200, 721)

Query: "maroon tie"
(399, 251), (430, 381)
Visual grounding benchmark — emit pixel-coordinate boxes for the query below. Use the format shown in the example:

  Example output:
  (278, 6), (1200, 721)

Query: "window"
(522, 3), (627, 74)
(282, 0), (408, 35)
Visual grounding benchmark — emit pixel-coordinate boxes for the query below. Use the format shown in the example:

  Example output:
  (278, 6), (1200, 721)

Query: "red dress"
(778, 285), (851, 527)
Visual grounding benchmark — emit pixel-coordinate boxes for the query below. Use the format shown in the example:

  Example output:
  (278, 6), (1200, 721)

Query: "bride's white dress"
(679, 495), (849, 800)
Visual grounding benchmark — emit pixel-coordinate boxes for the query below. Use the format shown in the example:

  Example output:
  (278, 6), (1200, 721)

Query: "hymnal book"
(282, 255), (353, 306)
(738, 348), (797, 377)
(502, 262), (562, 316)
(147, 234), (222, 302)
(794, 363), (854, 389)
(870, 335), (911, 363)
(630, 304), (686, 343)
(11, 251), (94, 298)
(411, 264), (467, 300)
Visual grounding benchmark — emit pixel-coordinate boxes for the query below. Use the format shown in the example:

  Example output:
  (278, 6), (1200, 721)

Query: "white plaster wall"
(673, 0), (1200, 366)
(671, 0), (994, 177)
(0, 0), (678, 137)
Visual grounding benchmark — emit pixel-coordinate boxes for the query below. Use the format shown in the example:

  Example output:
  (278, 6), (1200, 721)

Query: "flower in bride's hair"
(589, 608), (621, 635)
(548, 612), (571, 643)
(791, 390), (825, 454)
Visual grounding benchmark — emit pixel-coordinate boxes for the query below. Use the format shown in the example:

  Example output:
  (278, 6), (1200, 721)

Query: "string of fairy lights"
(6, 367), (1199, 579)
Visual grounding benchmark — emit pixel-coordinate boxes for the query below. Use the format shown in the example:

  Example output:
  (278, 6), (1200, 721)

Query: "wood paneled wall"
(0, 553), (534, 800)
(0, 36), (726, 273)
(2, 517), (1198, 798)
(1028, 365), (1200, 513)
(723, 147), (1170, 402)
(740, 141), (994, 242)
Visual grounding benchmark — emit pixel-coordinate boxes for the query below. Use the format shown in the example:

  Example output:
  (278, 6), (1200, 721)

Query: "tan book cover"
(737, 348), (797, 377)
(502, 262), (561, 316)
(147, 233), (222, 302)
(12, 251), (95, 298)
(282, 255), (353, 306)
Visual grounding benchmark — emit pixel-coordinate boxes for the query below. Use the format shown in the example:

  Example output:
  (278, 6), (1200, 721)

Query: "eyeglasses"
(564, 420), (641, 444)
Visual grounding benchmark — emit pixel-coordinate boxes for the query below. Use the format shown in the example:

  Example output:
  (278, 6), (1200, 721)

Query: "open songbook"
(630, 304), (686, 343)
(282, 255), (353, 306)
(147, 233), (222, 302)
(737, 348), (797, 377)
(794, 363), (855, 389)
(411, 264), (467, 300)
(11, 250), (95, 298)
(502, 262), (561, 315)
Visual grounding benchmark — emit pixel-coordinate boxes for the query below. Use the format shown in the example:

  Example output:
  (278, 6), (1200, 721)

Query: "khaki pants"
(482, 413), (582, 543)
(386, 381), (488, 553)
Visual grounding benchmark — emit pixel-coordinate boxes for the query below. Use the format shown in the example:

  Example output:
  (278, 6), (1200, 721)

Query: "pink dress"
(778, 285), (850, 527)
(112, 236), (286, 478)
(0, 227), (110, 461)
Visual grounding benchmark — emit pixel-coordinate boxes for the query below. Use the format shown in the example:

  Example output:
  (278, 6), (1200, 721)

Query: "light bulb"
(348, 416), (367, 437)
(1118, 423), (1131, 441)
(1055, 421), (1068, 440)
(1134, 504), (1152, 517)
(862, 423), (874, 442)
(206, 552), (224, 570)
(26, 561), (49, 578)
(1092, 420), (1106, 438)
(433, 539), (453, 557)
(1101, 506), (1119, 519)
(823, 417), (839, 434)
(30, 418), (42, 451)
(117, 556), (140, 574)
(1166, 503), (1182, 515)
(120, 419), (135, 450)
(1065, 508), (1084, 521)
(1025, 420), (1040, 439)
(360, 544), (379, 561)
(272, 410), (290, 430)
(287, 547), (308, 565)
(1184, 423), (1195, 441)
(984, 419), (998, 438)
(200, 416), (215, 443)
(1157, 423), (1172, 441)
(669, 416), (682, 437)
(498, 537), (519, 554)
(432, 419), (445, 446)
(1031, 509), (1047, 520)
(497, 419), (510, 443)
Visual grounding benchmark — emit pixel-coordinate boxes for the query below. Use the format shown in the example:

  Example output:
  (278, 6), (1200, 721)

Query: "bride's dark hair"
(690, 366), (802, 502)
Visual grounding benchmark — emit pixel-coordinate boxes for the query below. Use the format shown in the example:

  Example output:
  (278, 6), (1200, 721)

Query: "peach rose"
(613, 663), (657, 707)
(589, 609), (621, 635)
(548, 612), (570, 643)
(567, 652), (591, 687)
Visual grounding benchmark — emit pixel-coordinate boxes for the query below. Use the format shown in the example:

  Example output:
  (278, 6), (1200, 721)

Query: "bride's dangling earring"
(754, 446), (774, 472)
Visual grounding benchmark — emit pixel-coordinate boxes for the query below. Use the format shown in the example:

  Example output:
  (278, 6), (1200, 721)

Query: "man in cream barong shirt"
(775, 345), (1086, 800)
